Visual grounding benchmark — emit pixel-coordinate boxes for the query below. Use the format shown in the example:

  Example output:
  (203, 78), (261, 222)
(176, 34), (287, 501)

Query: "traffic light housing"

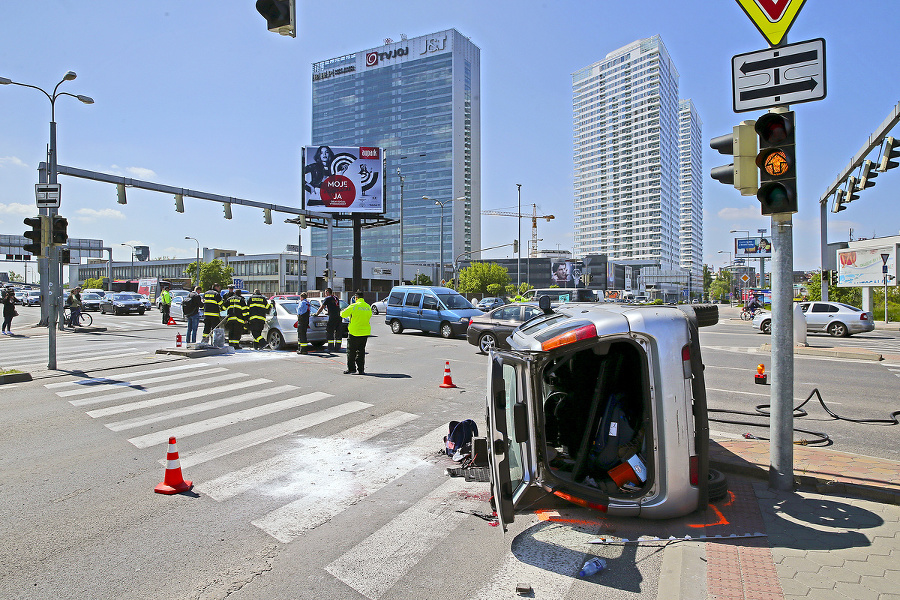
(858, 159), (878, 191)
(879, 136), (899, 172)
(50, 215), (68, 246)
(256, 0), (295, 37)
(223, 202), (232, 219)
(512, 240), (519, 253)
(59, 249), (71, 264)
(844, 176), (860, 204)
(116, 183), (127, 204)
(264, 208), (272, 225)
(710, 120), (758, 195)
(23, 216), (46, 258)
(175, 194), (184, 213)
(755, 110), (797, 215)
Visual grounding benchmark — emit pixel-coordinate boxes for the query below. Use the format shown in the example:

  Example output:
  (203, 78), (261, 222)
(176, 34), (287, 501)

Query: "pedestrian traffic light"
(858, 159), (878, 191)
(59, 249), (71, 264)
(879, 136), (899, 172)
(256, 0), (295, 37)
(710, 120), (758, 195)
(223, 202), (232, 219)
(755, 110), (797, 215)
(263, 208), (272, 225)
(50, 215), (68, 245)
(175, 194), (184, 213)
(116, 183), (127, 204)
(23, 216), (46, 258)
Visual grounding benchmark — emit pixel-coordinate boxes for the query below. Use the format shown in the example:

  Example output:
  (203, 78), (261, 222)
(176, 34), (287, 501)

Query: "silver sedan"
(753, 301), (875, 337)
(263, 298), (348, 350)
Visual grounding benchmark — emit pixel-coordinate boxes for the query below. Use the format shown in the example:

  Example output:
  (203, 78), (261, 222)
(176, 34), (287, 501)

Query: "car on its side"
(752, 301), (874, 337)
(81, 293), (103, 311)
(263, 298), (349, 350)
(100, 292), (147, 315)
(476, 297), (509, 312)
(467, 302), (545, 353)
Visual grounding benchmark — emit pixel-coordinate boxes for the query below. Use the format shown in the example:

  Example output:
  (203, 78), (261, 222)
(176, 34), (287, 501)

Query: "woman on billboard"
(303, 145), (334, 206)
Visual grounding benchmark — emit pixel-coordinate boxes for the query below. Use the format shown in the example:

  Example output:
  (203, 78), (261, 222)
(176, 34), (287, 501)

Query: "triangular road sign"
(736, 0), (807, 46)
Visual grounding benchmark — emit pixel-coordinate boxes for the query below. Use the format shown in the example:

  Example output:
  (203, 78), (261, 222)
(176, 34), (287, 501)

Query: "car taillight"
(293, 322), (299, 328)
(541, 323), (598, 351)
(469, 318), (473, 327)
(682, 344), (692, 379)
(689, 455), (699, 486)
(860, 313), (869, 321)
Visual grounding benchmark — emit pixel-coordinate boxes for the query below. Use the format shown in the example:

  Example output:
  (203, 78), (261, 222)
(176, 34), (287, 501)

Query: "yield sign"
(736, 0), (807, 46)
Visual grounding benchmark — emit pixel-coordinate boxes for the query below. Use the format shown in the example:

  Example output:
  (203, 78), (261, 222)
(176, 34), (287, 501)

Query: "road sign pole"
(769, 211), (794, 491)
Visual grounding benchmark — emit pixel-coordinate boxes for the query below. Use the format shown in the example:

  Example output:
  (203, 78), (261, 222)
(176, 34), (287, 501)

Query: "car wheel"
(761, 319), (771, 334)
(829, 322), (849, 338)
(708, 468), (728, 501)
(310, 340), (326, 347)
(390, 319), (404, 334)
(478, 332), (497, 353)
(371, 306), (379, 315)
(440, 322), (454, 339)
(693, 304), (719, 327)
(138, 309), (145, 315)
(267, 329), (285, 350)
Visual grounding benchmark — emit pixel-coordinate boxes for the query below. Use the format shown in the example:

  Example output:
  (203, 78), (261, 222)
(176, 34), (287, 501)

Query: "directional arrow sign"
(732, 38), (826, 113)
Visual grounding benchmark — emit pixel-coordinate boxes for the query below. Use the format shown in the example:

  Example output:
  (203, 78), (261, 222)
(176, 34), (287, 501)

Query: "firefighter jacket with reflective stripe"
(203, 290), (223, 317)
(225, 296), (247, 324)
(247, 294), (269, 321)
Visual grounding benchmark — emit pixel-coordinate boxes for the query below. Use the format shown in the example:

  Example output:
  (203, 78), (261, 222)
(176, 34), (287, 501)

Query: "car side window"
(799, 303), (810, 312)
(404, 293), (421, 308)
(524, 307), (543, 320)
(812, 303), (836, 313)
(495, 306), (520, 320)
(388, 291), (404, 306)
(422, 295), (438, 310)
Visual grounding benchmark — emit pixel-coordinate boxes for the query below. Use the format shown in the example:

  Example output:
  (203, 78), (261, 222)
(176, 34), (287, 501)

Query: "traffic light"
(858, 159), (878, 191)
(879, 136), (899, 172)
(512, 240), (519, 253)
(175, 194), (184, 213)
(256, 0), (295, 37)
(50, 215), (68, 245)
(223, 202), (232, 219)
(710, 120), (758, 195)
(23, 216), (46, 258)
(264, 208), (272, 225)
(59, 249), (71, 264)
(844, 176), (860, 204)
(755, 110), (797, 215)
(116, 183), (127, 204)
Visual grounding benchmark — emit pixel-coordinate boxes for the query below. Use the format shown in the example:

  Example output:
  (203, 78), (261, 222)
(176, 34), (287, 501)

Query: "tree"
(82, 277), (104, 290)
(708, 269), (732, 303)
(8, 271), (24, 283)
(703, 265), (713, 298)
(458, 262), (510, 294)
(185, 259), (234, 291)
(412, 273), (432, 286)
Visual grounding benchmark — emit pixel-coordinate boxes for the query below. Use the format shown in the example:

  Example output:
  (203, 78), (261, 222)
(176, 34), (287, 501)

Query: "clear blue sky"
(2, 1), (898, 278)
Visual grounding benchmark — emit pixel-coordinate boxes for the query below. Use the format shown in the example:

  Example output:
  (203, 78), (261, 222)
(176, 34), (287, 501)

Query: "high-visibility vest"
(340, 299), (372, 336)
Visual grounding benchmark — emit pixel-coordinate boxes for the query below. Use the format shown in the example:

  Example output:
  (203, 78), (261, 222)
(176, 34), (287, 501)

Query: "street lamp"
(185, 236), (200, 288)
(424, 196), (454, 285)
(516, 183), (522, 288)
(396, 167), (405, 285)
(1, 71), (93, 369)
(730, 231), (749, 300)
(718, 250), (734, 303)
(120, 243), (135, 283)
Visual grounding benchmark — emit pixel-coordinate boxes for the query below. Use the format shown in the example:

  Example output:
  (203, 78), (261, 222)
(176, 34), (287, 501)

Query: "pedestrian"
(201, 283), (223, 344)
(1, 288), (17, 335)
(66, 287), (82, 327)
(247, 289), (270, 349)
(160, 285), (172, 325)
(184, 286), (203, 344)
(224, 288), (247, 349)
(296, 292), (311, 354)
(340, 290), (372, 375)
(313, 287), (342, 351)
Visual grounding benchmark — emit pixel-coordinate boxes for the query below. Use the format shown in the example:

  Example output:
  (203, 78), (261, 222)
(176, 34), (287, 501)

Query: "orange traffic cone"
(439, 360), (457, 389)
(167, 317), (177, 326)
(154, 436), (193, 495)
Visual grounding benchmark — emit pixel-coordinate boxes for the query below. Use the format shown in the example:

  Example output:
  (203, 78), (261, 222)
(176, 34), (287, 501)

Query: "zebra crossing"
(0, 336), (160, 371)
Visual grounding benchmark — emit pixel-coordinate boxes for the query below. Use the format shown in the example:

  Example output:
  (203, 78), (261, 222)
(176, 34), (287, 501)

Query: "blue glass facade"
(310, 30), (480, 274)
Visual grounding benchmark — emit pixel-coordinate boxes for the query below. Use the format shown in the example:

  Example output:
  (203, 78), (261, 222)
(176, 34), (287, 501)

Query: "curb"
(0, 372), (33, 385)
(758, 343), (882, 361)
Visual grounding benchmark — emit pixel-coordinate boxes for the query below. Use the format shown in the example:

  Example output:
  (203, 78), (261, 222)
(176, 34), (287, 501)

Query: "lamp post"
(185, 237), (201, 288)
(120, 243), (135, 283)
(730, 230), (750, 302)
(1, 71), (94, 370)
(397, 167), (405, 285)
(424, 196), (454, 285)
(516, 184), (522, 289)
(718, 250), (733, 303)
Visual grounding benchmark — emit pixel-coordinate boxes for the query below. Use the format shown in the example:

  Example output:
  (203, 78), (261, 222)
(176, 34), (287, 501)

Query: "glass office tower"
(309, 29), (481, 280)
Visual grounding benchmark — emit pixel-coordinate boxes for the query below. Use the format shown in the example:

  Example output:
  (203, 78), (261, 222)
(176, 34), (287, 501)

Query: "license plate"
(314, 321), (326, 327)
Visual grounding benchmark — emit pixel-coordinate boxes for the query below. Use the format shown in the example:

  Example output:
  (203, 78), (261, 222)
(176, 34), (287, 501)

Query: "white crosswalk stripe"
(82, 373), (254, 413)
(60, 367), (229, 398)
(45, 363), (208, 389)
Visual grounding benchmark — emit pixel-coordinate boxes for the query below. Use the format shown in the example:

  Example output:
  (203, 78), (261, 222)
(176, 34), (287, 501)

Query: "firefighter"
(246, 289), (270, 349)
(224, 289), (247, 349)
(201, 283), (223, 344)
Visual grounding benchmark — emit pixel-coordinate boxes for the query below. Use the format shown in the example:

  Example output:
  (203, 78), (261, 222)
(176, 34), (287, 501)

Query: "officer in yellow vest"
(340, 290), (372, 375)
(246, 289), (270, 349)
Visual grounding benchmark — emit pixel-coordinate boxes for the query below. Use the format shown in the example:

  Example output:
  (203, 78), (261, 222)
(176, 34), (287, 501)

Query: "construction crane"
(482, 204), (555, 257)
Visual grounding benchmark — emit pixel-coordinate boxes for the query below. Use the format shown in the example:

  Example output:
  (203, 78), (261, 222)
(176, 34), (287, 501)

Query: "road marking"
(58, 367), (228, 398)
(175, 401), (371, 469)
(12, 350), (148, 369)
(105, 384), (299, 431)
(128, 391), (335, 449)
(2, 341), (138, 362)
(324, 477), (483, 599)
(198, 411), (420, 502)
(45, 363), (208, 389)
(249, 422), (440, 542)
(86, 376), (266, 418)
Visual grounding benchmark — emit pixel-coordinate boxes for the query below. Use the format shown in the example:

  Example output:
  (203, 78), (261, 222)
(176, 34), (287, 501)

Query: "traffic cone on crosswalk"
(154, 436), (193, 495)
(439, 360), (457, 389)
(167, 317), (177, 326)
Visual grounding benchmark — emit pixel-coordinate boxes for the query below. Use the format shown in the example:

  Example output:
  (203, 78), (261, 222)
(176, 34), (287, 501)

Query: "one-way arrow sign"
(732, 38), (826, 113)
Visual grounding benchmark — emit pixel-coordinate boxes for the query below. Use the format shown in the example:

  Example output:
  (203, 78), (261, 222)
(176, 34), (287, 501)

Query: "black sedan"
(81, 292), (103, 311)
(99, 292), (147, 315)
(466, 302), (545, 353)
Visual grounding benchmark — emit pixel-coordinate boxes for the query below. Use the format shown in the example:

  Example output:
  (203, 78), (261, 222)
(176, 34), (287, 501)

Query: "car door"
(807, 302), (837, 333)
(401, 292), (422, 330)
(486, 352), (536, 532)
(420, 293), (441, 333)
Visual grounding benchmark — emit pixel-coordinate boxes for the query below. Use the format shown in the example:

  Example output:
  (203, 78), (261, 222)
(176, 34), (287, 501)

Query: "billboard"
(550, 261), (585, 288)
(301, 146), (384, 213)
(837, 247), (896, 287)
(735, 237), (773, 259)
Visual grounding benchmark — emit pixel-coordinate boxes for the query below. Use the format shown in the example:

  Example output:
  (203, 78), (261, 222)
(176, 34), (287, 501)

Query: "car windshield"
(437, 293), (473, 310)
(83, 293), (101, 300)
(115, 294), (142, 301)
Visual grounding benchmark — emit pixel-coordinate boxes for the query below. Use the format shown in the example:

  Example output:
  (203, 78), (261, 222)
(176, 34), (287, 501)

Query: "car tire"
(390, 319), (403, 334)
(268, 329), (285, 350)
(440, 322), (453, 339)
(829, 322), (849, 338)
(478, 332), (497, 353)
(693, 304), (719, 327)
(310, 340), (326, 347)
(708, 468), (728, 501)
(761, 319), (771, 334)
(138, 309), (145, 315)
(371, 306), (379, 315)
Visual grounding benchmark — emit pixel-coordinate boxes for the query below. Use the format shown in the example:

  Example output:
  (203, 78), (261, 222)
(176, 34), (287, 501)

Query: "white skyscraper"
(679, 99), (703, 292)
(573, 36), (701, 275)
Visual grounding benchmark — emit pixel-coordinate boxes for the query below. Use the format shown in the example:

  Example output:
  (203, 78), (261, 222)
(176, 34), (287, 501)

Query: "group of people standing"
(295, 288), (372, 375)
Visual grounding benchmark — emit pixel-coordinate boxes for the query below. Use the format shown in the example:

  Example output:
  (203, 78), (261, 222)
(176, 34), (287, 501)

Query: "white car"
(370, 299), (387, 315)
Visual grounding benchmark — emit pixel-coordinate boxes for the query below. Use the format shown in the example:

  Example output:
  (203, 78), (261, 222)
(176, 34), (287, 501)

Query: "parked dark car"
(100, 292), (147, 315)
(466, 302), (545, 353)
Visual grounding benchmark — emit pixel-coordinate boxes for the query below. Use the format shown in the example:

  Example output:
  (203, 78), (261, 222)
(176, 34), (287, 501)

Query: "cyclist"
(744, 295), (762, 316)
(66, 287), (83, 328)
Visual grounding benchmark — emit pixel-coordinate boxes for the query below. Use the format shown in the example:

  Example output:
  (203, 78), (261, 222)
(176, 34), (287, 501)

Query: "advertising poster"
(301, 146), (384, 213)
(735, 237), (773, 259)
(837, 247), (896, 287)
(550, 261), (574, 286)
(137, 278), (157, 298)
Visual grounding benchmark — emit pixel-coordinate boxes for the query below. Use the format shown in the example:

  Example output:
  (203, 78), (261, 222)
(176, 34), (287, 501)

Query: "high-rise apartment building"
(572, 36), (701, 274)
(309, 29), (480, 278)
(679, 99), (703, 291)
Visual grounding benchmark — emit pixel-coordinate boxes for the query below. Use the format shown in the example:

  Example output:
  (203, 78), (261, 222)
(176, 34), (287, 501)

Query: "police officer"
(313, 287), (342, 351)
(296, 292), (311, 355)
(160, 285), (172, 325)
(201, 283), (223, 344)
(340, 290), (372, 375)
(224, 289), (247, 349)
(246, 289), (270, 349)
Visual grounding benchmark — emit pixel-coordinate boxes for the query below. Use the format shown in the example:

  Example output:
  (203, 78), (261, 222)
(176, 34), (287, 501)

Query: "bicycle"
(740, 307), (761, 321)
(61, 307), (93, 327)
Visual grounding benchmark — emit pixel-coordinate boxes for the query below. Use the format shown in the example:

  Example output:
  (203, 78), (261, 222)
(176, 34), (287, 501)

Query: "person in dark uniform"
(201, 283), (223, 344)
(224, 289), (247, 349)
(246, 289), (270, 349)
(296, 292), (311, 354)
(314, 287), (343, 351)
(222, 285), (236, 303)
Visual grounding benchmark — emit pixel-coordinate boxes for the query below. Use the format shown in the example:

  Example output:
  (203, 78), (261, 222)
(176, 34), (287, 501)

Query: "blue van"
(385, 286), (483, 338)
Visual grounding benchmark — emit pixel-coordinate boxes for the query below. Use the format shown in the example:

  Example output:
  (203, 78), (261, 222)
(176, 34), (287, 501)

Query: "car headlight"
(459, 317), (469, 323)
